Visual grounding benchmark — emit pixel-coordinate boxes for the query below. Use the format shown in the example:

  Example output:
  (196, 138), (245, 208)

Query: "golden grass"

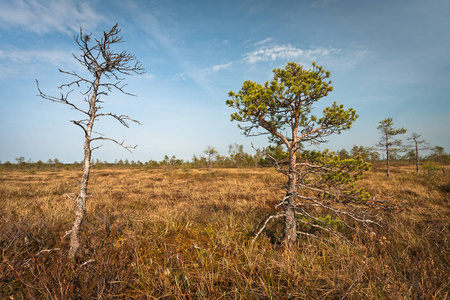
(0, 166), (449, 299)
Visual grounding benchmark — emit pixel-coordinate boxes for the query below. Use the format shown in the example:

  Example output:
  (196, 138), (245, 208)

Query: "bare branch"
(296, 231), (321, 239)
(71, 120), (88, 135)
(35, 248), (60, 256)
(298, 195), (381, 228)
(96, 112), (142, 127)
(275, 195), (291, 209)
(252, 213), (286, 244)
(296, 208), (354, 246)
(90, 144), (103, 152)
(90, 137), (137, 152)
(58, 69), (94, 87)
(80, 259), (95, 267)
(36, 80), (89, 116)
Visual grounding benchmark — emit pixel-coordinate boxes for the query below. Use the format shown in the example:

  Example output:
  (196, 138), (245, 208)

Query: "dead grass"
(0, 166), (449, 299)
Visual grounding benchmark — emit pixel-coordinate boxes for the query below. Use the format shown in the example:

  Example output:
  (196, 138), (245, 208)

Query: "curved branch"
(296, 207), (354, 246)
(71, 120), (88, 136)
(96, 113), (141, 127)
(90, 136), (137, 152)
(251, 213), (286, 244)
(36, 80), (89, 116)
(298, 195), (380, 228)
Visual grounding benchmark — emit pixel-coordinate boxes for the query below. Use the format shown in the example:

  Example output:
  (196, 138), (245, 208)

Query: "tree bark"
(68, 77), (98, 259)
(385, 134), (390, 178)
(415, 141), (419, 173)
(283, 195), (297, 245)
(68, 137), (91, 258)
(283, 146), (297, 245)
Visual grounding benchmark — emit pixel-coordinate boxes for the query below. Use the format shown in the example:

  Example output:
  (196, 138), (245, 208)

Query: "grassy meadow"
(1, 165), (449, 299)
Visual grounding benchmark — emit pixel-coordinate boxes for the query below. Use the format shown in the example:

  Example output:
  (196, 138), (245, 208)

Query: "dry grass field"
(1, 166), (449, 299)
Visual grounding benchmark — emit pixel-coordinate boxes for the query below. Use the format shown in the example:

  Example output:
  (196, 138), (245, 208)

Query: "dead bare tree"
(37, 23), (145, 258)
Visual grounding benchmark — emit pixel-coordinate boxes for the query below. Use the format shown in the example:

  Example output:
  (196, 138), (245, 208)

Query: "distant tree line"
(335, 145), (448, 164)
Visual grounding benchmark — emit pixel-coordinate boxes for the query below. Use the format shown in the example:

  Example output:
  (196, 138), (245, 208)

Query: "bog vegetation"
(2, 24), (449, 300)
(1, 163), (449, 299)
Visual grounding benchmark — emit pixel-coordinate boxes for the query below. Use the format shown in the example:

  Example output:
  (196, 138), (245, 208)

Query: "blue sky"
(0, 0), (449, 163)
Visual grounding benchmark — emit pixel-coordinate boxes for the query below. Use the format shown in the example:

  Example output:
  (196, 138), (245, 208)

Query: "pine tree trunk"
(68, 76), (98, 259)
(415, 142), (419, 173)
(283, 193), (297, 244)
(386, 135), (390, 178)
(68, 136), (91, 258)
(283, 147), (297, 245)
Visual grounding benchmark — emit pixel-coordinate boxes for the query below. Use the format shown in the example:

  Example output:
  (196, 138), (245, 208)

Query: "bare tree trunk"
(68, 137), (91, 258)
(207, 153), (212, 172)
(415, 141), (419, 173)
(283, 147), (297, 245)
(385, 135), (390, 178)
(68, 78), (97, 259)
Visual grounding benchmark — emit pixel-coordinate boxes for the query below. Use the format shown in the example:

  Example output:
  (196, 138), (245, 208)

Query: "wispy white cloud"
(200, 62), (233, 76)
(242, 43), (370, 70)
(0, 48), (79, 79)
(0, 48), (71, 64)
(0, 0), (104, 34)
(254, 37), (273, 46)
(181, 62), (234, 96)
(176, 62), (234, 96)
(243, 44), (330, 64)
